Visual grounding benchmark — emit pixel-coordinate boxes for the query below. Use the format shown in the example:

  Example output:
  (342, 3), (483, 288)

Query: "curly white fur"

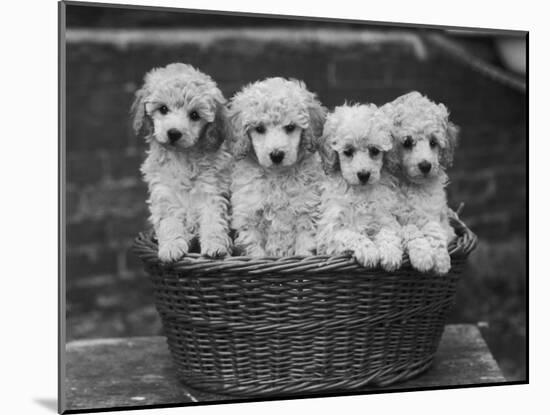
(228, 78), (326, 257)
(383, 91), (459, 275)
(131, 63), (232, 261)
(317, 104), (403, 270)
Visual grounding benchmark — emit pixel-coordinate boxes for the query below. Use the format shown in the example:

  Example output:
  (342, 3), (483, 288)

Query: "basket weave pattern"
(133, 219), (476, 396)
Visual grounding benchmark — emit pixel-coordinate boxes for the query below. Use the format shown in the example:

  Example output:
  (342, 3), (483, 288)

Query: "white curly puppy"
(131, 63), (232, 261)
(316, 104), (403, 270)
(384, 91), (458, 275)
(228, 77), (326, 257)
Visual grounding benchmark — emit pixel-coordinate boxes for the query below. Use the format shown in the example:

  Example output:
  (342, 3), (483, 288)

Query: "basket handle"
(449, 203), (467, 237)
(448, 204), (478, 257)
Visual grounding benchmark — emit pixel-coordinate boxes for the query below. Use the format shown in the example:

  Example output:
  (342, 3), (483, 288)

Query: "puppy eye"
(284, 124), (296, 133)
(189, 111), (200, 121)
(429, 138), (438, 148)
(159, 105), (169, 115)
(403, 136), (414, 149)
(369, 147), (381, 157)
(343, 148), (355, 157)
(254, 125), (266, 134)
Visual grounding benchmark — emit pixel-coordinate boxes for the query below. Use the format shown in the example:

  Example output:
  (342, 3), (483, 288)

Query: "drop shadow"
(34, 398), (57, 413)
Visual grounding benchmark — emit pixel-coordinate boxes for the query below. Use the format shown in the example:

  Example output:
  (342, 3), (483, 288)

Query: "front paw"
(432, 248), (451, 275)
(295, 240), (316, 256)
(201, 238), (231, 258)
(295, 235), (316, 256)
(379, 245), (403, 272)
(408, 246), (434, 273)
(295, 247), (316, 256)
(158, 239), (189, 262)
(353, 243), (380, 268)
(244, 245), (267, 257)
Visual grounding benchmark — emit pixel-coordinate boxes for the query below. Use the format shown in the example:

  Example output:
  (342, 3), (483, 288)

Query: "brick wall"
(65, 29), (526, 341)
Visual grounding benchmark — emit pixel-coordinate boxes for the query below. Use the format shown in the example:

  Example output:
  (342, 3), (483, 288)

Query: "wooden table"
(63, 324), (506, 413)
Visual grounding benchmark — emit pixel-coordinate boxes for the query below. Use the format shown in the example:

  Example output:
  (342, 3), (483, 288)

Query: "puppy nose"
(418, 161), (432, 174)
(357, 171), (371, 184)
(167, 128), (182, 144)
(270, 150), (285, 164)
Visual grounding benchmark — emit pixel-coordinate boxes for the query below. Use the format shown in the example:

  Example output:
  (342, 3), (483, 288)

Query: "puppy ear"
(388, 91), (424, 127)
(396, 90), (422, 103)
(302, 99), (327, 153)
(308, 100), (327, 143)
(199, 103), (229, 152)
(378, 110), (394, 152)
(318, 115), (340, 175)
(383, 141), (401, 175)
(130, 86), (152, 138)
(319, 137), (340, 175)
(226, 107), (251, 160)
(441, 121), (459, 169)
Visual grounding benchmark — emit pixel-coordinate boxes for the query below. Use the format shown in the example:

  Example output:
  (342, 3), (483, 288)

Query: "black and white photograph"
(59, 1), (527, 413)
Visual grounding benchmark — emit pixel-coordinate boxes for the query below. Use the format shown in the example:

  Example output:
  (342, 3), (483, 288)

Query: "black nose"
(357, 171), (371, 184)
(270, 150), (285, 164)
(167, 128), (182, 144)
(418, 161), (432, 174)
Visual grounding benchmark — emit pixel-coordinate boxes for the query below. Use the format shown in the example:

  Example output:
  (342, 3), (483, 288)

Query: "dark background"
(64, 4), (527, 381)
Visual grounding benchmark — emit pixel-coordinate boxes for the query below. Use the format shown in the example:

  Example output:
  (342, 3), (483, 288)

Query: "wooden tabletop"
(63, 324), (506, 413)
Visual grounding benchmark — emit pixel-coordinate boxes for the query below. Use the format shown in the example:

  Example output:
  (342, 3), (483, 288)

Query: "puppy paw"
(295, 235), (316, 256)
(379, 245), (403, 272)
(353, 243), (380, 268)
(245, 245), (267, 257)
(408, 247), (434, 273)
(201, 242), (231, 258)
(407, 237), (434, 273)
(295, 245), (316, 256)
(432, 248), (451, 275)
(158, 239), (189, 262)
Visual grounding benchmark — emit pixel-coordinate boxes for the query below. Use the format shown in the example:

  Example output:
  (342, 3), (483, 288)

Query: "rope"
(424, 32), (526, 93)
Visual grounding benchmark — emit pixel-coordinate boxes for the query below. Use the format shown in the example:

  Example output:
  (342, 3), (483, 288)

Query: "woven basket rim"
(132, 212), (477, 273)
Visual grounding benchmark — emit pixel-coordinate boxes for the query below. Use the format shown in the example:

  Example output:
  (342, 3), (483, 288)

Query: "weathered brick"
(106, 214), (148, 246)
(448, 170), (496, 206)
(68, 274), (114, 291)
(495, 168), (527, 192)
(67, 152), (105, 185)
(67, 219), (109, 246)
(454, 145), (525, 171)
(67, 88), (134, 151)
(106, 150), (145, 181)
(329, 49), (427, 88)
(67, 276), (116, 315)
(79, 182), (148, 220)
(125, 305), (163, 336)
(67, 114), (129, 152)
(67, 310), (127, 340)
(96, 293), (125, 309)
(66, 247), (118, 280)
(125, 245), (149, 274)
(464, 211), (512, 240)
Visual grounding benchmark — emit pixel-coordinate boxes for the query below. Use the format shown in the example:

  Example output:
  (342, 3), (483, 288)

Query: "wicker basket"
(133, 215), (477, 397)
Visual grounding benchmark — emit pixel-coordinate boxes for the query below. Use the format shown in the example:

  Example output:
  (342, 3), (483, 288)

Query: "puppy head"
(320, 104), (393, 187)
(130, 63), (227, 152)
(385, 91), (459, 183)
(228, 77), (326, 169)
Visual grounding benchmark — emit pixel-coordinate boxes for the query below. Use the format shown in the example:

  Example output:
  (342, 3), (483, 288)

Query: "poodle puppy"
(316, 103), (403, 270)
(227, 77), (326, 257)
(384, 91), (459, 275)
(131, 63), (232, 261)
